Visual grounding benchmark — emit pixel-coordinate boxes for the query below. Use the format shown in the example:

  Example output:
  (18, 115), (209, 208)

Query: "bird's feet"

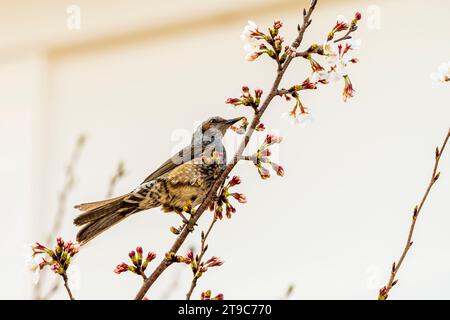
(182, 201), (197, 216)
(175, 210), (189, 224)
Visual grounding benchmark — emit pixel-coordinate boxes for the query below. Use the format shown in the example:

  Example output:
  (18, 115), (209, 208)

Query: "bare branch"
(34, 134), (86, 300)
(106, 161), (126, 198)
(186, 216), (218, 300)
(380, 129), (450, 300)
(62, 273), (75, 300)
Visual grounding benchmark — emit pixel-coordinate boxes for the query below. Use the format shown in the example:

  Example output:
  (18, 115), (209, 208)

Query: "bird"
(73, 116), (243, 245)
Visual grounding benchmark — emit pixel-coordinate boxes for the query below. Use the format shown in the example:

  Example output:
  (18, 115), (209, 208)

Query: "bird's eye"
(210, 119), (217, 123)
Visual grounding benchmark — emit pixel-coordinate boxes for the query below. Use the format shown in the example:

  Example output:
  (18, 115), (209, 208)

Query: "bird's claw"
(176, 211), (189, 224)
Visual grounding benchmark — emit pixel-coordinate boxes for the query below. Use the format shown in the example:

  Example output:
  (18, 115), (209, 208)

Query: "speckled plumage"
(74, 116), (241, 245)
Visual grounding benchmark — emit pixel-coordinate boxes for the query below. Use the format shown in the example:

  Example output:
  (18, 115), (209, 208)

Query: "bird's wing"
(141, 145), (195, 183)
(166, 161), (204, 187)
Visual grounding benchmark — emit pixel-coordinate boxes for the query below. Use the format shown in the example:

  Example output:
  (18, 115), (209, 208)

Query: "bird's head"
(201, 116), (244, 135)
(192, 116), (244, 145)
(192, 117), (243, 144)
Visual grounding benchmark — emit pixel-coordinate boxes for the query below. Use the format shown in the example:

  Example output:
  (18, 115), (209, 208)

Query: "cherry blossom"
(430, 61), (450, 84)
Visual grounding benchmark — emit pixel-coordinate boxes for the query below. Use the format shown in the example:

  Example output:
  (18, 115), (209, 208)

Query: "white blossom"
(281, 110), (314, 126)
(323, 39), (361, 79)
(430, 61), (450, 84)
(348, 38), (362, 50)
(310, 70), (330, 83)
(240, 20), (259, 42)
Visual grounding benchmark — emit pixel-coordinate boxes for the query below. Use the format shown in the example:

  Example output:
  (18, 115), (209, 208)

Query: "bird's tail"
(74, 194), (139, 245)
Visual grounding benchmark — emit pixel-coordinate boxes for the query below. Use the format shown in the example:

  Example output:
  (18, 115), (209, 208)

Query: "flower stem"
(62, 273), (75, 300)
(186, 216), (218, 300)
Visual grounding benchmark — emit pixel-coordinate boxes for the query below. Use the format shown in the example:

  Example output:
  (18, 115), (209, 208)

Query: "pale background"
(1, 0), (449, 299)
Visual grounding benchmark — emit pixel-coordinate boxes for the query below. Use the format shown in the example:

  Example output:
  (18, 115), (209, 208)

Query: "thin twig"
(34, 134), (86, 300)
(106, 161), (126, 198)
(380, 129), (450, 299)
(294, 25), (358, 58)
(333, 26), (356, 43)
(186, 217), (218, 300)
(46, 134), (86, 244)
(62, 273), (75, 300)
(239, 155), (257, 164)
(134, 0), (318, 300)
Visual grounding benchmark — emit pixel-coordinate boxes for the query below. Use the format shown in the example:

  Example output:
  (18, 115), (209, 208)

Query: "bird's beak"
(225, 117), (244, 126)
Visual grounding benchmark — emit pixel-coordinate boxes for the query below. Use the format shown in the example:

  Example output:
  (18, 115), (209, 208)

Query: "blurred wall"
(1, 0), (449, 299)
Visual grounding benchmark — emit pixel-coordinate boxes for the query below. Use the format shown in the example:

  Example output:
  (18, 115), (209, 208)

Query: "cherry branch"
(379, 129), (450, 300)
(106, 161), (126, 198)
(34, 135), (86, 300)
(294, 24), (358, 59)
(62, 274), (74, 300)
(31, 238), (79, 300)
(134, 0), (319, 300)
(185, 216), (218, 300)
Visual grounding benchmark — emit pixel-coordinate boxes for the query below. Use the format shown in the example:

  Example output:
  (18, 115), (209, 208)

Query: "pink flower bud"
(50, 263), (62, 274)
(271, 163), (285, 177)
(256, 122), (265, 131)
(273, 19), (283, 29)
(225, 98), (241, 106)
(38, 258), (49, 270)
(206, 256), (224, 267)
(241, 86), (251, 98)
(254, 88), (263, 98)
(261, 149), (271, 157)
(136, 247), (143, 255)
(334, 17), (349, 32)
(265, 134), (283, 144)
(129, 250), (136, 260)
(225, 204), (234, 219)
(274, 35), (284, 45)
(215, 205), (223, 220)
(232, 193), (247, 204)
(355, 12), (362, 21)
(33, 242), (47, 251)
(343, 76), (355, 102)
(68, 242), (80, 255)
(225, 206), (231, 219)
(309, 58), (325, 73)
(258, 166), (271, 180)
(201, 290), (211, 300)
(56, 237), (64, 247)
(302, 79), (317, 90)
(215, 293), (224, 300)
(146, 251), (157, 262)
(229, 175), (241, 187)
(186, 250), (194, 261)
(114, 262), (129, 274)
(378, 286), (388, 300)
